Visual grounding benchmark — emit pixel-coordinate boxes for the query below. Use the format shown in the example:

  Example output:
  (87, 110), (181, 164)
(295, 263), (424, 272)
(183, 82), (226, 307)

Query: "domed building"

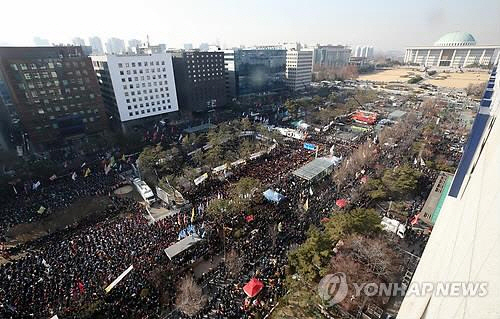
(404, 31), (500, 68)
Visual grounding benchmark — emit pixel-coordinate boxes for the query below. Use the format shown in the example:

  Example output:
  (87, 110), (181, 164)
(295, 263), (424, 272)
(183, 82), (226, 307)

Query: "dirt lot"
(359, 68), (488, 89)
(5, 196), (113, 244)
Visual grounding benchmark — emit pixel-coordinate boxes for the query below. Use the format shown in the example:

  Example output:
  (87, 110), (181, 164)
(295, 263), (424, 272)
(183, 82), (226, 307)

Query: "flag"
(191, 207), (195, 223)
(177, 213), (181, 226)
(121, 154), (126, 161)
(420, 158), (426, 166)
(110, 156), (116, 167)
(303, 198), (309, 211)
(81, 162), (86, 168)
(104, 164), (111, 175)
(309, 187), (313, 196)
(77, 280), (85, 294)
(178, 134), (183, 142)
(413, 158), (418, 165)
(84, 168), (91, 177)
(12, 185), (17, 194)
(71, 172), (77, 181)
(410, 214), (419, 225)
(32, 181), (41, 190)
(49, 174), (57, 181)
(329, 145), (334, 155)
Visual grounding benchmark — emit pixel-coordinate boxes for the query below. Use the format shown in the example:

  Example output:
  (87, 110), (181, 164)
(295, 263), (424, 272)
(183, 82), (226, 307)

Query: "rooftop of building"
(434, 31), (476, 46)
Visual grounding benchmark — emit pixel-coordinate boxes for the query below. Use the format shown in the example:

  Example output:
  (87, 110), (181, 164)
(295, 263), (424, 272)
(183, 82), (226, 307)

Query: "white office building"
(286, 48), (313, 91)
(91, 51), (179, 132)
(397, 65), (500, 318)
(88, 36), (104, 54)
(353, 45), (374, 59)
(404, 31), (500, 68)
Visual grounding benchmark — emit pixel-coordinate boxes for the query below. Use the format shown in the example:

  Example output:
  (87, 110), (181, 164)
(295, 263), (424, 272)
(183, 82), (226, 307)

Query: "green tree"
(324, 208), (382, 242)
(231, 177), (262, 199)
(381, 164), (422, 199)
(288, 226), (333, 283)
(284, 99), (299, 118)
(241, 117), (253, 131)
(205, 145), (223, 167)
(238, 139), (254, 158)
(137, 145), (167, 175)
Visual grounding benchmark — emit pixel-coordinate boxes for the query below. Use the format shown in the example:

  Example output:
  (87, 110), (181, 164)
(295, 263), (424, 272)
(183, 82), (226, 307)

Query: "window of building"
(129, 112), (133, 116)
(118, 63), (123, 68)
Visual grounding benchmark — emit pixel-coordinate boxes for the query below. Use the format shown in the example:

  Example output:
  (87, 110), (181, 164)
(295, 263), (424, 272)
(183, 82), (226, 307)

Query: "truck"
(132, 178), (156, 205)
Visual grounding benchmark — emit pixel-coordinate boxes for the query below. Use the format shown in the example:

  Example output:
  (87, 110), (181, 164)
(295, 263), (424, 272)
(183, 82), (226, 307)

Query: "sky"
(1, 0), (499, 52)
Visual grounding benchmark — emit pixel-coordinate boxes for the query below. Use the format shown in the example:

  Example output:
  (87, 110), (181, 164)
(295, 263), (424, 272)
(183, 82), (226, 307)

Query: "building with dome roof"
(404, 32), (500, 68)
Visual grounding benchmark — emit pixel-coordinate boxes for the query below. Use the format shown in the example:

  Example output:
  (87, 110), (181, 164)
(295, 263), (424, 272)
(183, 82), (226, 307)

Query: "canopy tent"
(164, 234), (203, 260)
(336, 199), (348, 208)
(263, 189), (286, 203)
(292, 157), (339, 182)
(243, 278), (264, 297)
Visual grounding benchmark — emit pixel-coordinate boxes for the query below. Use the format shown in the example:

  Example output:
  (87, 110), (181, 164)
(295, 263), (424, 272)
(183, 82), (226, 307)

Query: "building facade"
(172, 50), (226, 115)
(105, 38), (126, 54)
(91, 50), (178, 133)
(88, 36), (104, 55)
(397, 65), (500, 318)
(404, 32), (500, 68)
(285, 49), (313, 91)
(224, 48), (286, 97)
(313, 45), (351, 70)
(0, 46), (108, 152)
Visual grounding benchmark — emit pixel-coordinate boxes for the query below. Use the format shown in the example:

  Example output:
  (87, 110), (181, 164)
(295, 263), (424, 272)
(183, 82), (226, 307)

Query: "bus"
(132, 178), (156, 205)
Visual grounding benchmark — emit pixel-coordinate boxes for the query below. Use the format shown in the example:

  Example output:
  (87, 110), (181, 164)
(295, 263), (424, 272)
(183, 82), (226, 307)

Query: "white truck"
(381, 216), (406, 238)
(132, 178), (156, 205)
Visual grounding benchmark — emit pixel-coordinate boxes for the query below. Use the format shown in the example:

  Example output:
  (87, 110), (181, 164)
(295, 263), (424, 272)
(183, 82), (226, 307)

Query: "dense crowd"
(0, 112), (455, 318)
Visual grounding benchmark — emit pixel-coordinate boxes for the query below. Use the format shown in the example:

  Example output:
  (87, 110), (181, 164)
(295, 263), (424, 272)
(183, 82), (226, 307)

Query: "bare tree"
(175, 276), (207, 316)
(225, 249), (243, 278)
(268, 223), (278, 248)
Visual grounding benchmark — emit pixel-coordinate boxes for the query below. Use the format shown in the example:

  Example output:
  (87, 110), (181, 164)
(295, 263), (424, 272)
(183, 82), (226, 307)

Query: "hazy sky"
(1, 0), (499, 51)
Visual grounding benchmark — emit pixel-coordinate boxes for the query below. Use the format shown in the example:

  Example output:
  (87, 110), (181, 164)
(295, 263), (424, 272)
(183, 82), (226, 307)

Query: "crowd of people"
(0, 107), (456, 318)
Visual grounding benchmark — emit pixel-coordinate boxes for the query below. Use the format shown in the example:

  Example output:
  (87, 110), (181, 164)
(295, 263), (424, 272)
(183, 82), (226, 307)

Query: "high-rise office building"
(72, 37), (86, 46)
(128, 39), (142, 53)
(91, 47), (178, 133)
(33, 37), (50, 46)
(353, 45), (374, 59)
(199, 43), (209, 51)
(397, 65), (499, 318)
(105, 38), (126, 54)
(0, 46), (108, 151)
(285, 48), (313, 91)
(172, 50), (226, 115)
(224, 47), (286, 96)
(88, 36), (104, 55)
(313, 45), (351, 69)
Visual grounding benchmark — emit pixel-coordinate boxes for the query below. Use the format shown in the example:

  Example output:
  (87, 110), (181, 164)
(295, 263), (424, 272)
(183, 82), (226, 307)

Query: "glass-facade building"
(226, 48), (286, 96)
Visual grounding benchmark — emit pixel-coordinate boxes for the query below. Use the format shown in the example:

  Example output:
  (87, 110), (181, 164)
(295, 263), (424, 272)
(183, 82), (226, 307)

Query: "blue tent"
(263, 189), (286, 203)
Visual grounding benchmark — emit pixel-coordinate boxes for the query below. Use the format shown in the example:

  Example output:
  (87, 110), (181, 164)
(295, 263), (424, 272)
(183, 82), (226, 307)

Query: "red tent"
(245, 215), (255, 222)
(336, 199), (348, 208)
(243, 278), (264, 297)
